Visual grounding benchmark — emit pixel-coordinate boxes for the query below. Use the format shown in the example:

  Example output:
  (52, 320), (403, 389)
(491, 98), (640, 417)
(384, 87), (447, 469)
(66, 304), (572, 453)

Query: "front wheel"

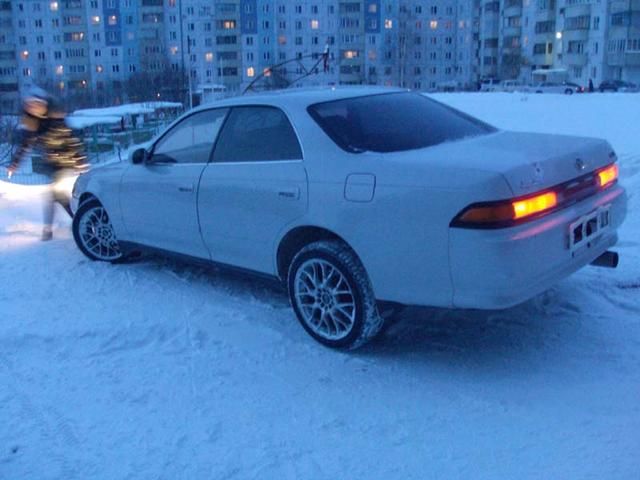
(72, 199), (123, 262)
(565, 89), (574, 95)
(288, 240), (384, 350)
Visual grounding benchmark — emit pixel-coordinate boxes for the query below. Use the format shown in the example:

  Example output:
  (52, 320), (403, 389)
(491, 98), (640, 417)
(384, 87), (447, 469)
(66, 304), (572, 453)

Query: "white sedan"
(71, 88), (627, 349)
(533, 82), (584, 94)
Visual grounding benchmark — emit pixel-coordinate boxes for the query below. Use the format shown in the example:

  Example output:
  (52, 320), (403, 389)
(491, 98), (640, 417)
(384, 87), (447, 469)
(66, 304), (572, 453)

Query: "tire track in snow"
(0, 353), (81, 479)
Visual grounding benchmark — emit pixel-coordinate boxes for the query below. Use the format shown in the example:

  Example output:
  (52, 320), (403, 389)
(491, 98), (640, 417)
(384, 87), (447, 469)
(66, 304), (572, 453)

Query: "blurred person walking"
(6, 88), (87, 241)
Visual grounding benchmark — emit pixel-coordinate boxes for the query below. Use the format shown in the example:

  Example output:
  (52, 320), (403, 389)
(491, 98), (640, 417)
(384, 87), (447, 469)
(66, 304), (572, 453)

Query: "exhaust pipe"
(590, 250), (619, 268)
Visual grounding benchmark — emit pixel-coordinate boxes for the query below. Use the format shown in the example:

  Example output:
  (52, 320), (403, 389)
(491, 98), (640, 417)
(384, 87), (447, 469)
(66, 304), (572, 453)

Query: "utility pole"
(178, 0), (191, 108)
(187, 35), (193, 109)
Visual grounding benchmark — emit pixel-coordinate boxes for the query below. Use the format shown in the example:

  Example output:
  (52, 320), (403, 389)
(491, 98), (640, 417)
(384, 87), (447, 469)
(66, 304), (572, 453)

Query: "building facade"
(0, 0), (639, 113)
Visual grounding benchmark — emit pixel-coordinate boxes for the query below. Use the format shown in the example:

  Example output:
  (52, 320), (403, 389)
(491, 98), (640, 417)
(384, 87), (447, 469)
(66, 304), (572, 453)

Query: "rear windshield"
(307, 92), (496, 153)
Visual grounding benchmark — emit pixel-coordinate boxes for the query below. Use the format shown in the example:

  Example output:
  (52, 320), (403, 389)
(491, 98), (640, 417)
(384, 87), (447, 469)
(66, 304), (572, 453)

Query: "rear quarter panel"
(282, 112), (513, 306)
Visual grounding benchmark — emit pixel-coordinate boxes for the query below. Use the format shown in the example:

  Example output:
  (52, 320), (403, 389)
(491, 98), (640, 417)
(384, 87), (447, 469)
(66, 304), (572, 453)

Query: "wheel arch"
(276, 226), (359, 282)
(78, 192), (100, 206)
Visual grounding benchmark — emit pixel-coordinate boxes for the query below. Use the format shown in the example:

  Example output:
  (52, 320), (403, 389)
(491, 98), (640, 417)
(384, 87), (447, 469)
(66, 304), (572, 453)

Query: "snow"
(1, 93), (639, 479)
(65, 115), (122, 130)
(72, 101), (183, 119)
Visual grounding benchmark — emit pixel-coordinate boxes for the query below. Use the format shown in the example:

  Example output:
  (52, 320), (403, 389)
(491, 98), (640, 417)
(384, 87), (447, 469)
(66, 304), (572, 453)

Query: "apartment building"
(0, 0), (639, 114)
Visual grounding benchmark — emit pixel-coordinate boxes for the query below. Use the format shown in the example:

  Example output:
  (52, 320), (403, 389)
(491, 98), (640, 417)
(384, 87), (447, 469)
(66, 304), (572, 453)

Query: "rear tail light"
(452, 162), (618, 229)
(512, 192), (558, 219)
(597, 164), (618, 189)
(453, 191), (557, 228)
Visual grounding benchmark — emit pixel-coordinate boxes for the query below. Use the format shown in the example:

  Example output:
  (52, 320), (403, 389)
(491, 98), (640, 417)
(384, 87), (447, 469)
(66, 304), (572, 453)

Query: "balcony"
(564, 53), (588, 66)
(531, 53), (554, 66)
(612, 0), (640, 12)
(563, 29), (590, 41)
(503, 25), (522, 37)
(563, 3), (591, 16)
(607, 53), (626, 66)
(625, 51), (640, 65)
(536, 10), (556, 22)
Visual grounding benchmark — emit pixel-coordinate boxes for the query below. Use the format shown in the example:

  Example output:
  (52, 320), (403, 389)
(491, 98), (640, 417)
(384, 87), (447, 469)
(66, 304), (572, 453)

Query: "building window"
(247, 67), (255, 77)
(384, 19), (392, 29)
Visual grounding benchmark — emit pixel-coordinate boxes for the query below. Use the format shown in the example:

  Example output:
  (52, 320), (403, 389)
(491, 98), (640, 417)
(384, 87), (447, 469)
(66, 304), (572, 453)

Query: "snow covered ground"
(1, 93), (639, 479)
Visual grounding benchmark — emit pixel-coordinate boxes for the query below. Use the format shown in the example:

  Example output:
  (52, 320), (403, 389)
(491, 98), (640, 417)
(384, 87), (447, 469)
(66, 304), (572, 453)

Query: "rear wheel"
(565, 88), (574, 95)
(288, 240), (384, 350)
(72, 199), (123, 262)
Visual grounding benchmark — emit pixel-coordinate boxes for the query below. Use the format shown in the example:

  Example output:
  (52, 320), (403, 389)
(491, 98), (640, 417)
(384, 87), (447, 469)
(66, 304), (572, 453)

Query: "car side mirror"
(131, 148), (147, 165)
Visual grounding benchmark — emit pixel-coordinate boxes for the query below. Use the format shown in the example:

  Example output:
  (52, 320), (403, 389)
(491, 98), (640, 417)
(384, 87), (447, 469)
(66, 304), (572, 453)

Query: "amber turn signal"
(597, 164), (618, 189)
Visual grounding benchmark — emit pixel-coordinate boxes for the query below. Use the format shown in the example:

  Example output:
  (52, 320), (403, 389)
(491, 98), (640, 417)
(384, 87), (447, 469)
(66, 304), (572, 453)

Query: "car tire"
(72, 199), (124, 262)
(565, 89), (573, 95)
(288, 240), (384, 350)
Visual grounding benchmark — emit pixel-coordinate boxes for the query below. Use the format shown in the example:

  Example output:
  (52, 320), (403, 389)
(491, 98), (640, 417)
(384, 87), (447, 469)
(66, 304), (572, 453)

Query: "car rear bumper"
(448, 184), (627, 309)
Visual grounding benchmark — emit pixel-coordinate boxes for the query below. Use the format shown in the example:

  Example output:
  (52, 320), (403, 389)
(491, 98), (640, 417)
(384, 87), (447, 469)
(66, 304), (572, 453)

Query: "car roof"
(191, 86), (409, 113)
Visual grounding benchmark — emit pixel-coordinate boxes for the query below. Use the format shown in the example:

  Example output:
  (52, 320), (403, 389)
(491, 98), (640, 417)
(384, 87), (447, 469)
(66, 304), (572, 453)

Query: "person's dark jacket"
(9, 111), (87, 176)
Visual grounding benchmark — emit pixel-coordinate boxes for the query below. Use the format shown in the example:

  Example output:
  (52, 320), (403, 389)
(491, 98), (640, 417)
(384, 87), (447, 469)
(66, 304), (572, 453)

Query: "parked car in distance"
(598, 80), (639, 92)
(71, 87), (627, 350)
(499, 80), (531, 93)
(479, 78), (501, 92)
(533, 82), (584, 94)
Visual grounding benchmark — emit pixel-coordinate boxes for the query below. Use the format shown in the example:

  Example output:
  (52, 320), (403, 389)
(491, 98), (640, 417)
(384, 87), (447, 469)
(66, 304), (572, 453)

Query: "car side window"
(212, 106), (303, 162)
(152, 109), (228, 164)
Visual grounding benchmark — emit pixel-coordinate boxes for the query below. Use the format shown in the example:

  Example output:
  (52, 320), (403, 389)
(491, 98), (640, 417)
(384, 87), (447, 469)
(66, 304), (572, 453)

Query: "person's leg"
(42, 184), (55, 241)
(54, 188), (73, 217)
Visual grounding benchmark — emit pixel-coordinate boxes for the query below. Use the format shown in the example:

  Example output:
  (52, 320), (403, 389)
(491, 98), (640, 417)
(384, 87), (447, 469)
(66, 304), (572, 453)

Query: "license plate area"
(569, 204), (611, 254)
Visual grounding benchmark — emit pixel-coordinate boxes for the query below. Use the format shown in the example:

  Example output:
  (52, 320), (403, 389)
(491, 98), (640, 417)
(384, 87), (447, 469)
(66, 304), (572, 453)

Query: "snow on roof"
(72, 101), (182, 118)
(532, 68), (568, 75)
(66, 115), (122, 129)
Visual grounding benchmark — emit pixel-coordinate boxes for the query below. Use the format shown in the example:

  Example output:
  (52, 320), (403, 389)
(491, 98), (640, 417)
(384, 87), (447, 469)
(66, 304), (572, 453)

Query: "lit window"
(263, 67), (271, 77)
(50, 1), (59, 11)
(91, 16), (101, 25)
(205, 52), (213, 62)
(108, 15), (117, 26)
(384, 19), (392, 29)
(56, 65), (64, 75)
(21, 51), (29, 60)
(170, 46), (178, 55)
(311, 20), (319, 29)
(247, 67), (255, 77)
(223, 20), (235, 29)
(278, 35), (287, 45)
(344, 50), (358, 59)
(58, 81), (65, 90)
(430, 20), (438, 29)
(96, 65), (103, 73)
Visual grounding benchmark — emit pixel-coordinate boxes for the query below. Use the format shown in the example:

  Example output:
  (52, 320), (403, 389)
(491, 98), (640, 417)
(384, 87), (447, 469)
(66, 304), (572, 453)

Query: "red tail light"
(452, 163), (618, 229)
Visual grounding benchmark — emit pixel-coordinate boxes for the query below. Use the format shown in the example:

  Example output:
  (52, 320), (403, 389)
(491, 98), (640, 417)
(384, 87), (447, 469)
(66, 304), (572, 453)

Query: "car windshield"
(307, 92), (497, 153)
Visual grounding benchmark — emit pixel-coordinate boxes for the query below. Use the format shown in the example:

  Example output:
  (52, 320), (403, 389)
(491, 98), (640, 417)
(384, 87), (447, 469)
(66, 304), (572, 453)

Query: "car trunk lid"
(457, 131), (615, 197)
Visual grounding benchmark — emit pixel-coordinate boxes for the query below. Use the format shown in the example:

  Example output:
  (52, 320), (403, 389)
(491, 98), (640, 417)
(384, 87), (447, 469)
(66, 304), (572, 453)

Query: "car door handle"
(178, 185), (194, 193)
(278, 187), (300, 199)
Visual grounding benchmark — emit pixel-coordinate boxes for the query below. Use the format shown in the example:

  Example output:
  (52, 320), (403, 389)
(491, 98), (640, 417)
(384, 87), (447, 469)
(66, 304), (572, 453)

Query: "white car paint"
(72, 87), (627, 310)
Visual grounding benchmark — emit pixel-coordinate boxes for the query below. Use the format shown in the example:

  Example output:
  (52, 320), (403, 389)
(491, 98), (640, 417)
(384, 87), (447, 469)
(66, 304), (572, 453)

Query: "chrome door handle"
(178, 185), (194, 193)
(278, 187), (300, 199)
